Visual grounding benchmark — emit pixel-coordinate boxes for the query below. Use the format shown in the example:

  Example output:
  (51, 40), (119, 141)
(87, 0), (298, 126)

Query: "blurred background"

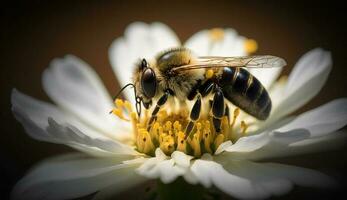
(1, 0), (346, 199)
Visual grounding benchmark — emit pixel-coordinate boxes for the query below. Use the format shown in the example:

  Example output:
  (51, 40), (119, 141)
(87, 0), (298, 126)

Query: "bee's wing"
(172, 55), (286, 72)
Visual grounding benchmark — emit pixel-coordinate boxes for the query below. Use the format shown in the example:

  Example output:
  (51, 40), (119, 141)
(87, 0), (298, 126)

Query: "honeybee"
(119, 47), (286, 134)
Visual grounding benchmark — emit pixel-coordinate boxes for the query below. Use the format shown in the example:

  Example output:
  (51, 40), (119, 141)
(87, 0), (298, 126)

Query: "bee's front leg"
(212, 87), (224, 133)
(147, 90), (170, 131)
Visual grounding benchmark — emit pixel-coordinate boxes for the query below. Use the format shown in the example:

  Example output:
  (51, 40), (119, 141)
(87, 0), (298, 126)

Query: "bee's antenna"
(112, 83), (135, 101)
(112, 83), (142, 117)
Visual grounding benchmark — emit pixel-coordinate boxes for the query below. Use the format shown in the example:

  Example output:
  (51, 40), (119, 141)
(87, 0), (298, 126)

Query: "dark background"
(1, 0), (346, 199)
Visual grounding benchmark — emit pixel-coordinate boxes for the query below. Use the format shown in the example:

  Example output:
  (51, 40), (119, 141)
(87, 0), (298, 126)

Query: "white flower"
(11, 22), (347, 200)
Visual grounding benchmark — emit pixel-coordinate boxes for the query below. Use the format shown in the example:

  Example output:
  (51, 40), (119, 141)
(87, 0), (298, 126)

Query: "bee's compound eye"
(141, 68), (157, 98)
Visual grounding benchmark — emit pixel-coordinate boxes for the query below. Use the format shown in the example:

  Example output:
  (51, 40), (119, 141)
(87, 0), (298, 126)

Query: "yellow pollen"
(111, 98), (251, 158)
(111, 99), (134, 121)
(115, 99), (124, 109)
(209, 28), (225, 42)
(111, 108), (129, 121)
(206, 69), (214, 79)
(244, 39), (258, 54)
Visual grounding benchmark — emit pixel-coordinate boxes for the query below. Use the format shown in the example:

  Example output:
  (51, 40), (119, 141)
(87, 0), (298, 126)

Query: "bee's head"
(133, 58), (157, 110)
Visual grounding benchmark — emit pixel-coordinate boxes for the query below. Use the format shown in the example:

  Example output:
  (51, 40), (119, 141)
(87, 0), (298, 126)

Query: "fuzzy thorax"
(111, 98), (248, 158)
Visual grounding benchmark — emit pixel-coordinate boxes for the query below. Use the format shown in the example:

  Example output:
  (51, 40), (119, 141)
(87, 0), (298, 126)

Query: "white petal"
(12, 154), (146, 200)
(42, 55), (131, 139)
(137, 159), (183, 184)
(268, 78), (287, 109)
(191, 155), (265, 199)
(270, 48), (332, 122)
(218, 128), (315, 161)
(109, 22), (180, 103)
(171, 151), (193, 168)
(184, 30), (210, 56)
(183, 168), (200, 185)
(291, 129), (347, 149)
(218, 159), (337, 198)
(136, 149), (168, 179)
(224, 129), (309, 153)
(184, 28), (247, 56)
(220, 129), (345, 161)
(215, 140), (232, 155)
(47, 118), (139, 156)
(11, 89), (137, 157)
(11, 89), (102, 140)
(277, 98), (347, 137)
(136, 149), (192, 184)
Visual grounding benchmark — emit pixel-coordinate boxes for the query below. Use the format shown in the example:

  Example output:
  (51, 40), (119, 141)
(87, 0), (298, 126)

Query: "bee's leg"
(185, 95), (202, 135)
(147, 90), (170, 131)
(199, 79), (215, 97)
(185, 80), (214, 134)
(212, 87), (224, 133)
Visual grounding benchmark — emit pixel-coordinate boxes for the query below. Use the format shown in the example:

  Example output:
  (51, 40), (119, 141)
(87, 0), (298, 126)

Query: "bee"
(120, 47), (286, 134)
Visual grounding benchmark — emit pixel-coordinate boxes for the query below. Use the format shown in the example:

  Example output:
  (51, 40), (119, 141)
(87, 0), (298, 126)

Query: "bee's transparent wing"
(172, 55), (286, 72)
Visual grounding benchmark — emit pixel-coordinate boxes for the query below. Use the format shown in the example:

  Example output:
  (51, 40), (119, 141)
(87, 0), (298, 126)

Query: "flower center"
(111, 99), (249, 158)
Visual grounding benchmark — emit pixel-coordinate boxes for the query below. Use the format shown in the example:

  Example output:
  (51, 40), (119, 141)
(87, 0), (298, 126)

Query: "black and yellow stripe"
(220, 67), (271, 120)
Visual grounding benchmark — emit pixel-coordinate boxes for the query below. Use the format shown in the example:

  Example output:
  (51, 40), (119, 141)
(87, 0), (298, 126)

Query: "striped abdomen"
(218, 67), (271, 120)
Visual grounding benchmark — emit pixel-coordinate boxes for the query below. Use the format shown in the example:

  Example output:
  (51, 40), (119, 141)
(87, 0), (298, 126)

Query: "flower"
(11, 22), (347, 200)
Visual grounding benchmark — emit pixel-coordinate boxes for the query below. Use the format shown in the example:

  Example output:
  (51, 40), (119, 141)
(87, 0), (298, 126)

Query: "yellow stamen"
(203, 128), (213, 154)
(232, 108), (240, 124)
(136, 129), (145, 153)
(188, 133), (201, 158)
(130, 112), (138, 137)
(142, 130), (155, 155)
(244, 39), (258, 54)
(176, 131), (187, 152)
(196, 122), (202, 137)
(221, 116), (230, 139)
(214, 134), (225, 151)
(173, 121), (181, 136)
(115, 99), (124, 109)
(209, 28), (225, 42)
(111, 98), (254, 158)
(124, 100), (133, 112)
(241, 120), (248, 136)
(112, 108), (130, 121)
(150, 122), (160, 142)
(160, 134), (175, 155)
(164, 121), (172, 132)
(229, 108), (240, 140)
